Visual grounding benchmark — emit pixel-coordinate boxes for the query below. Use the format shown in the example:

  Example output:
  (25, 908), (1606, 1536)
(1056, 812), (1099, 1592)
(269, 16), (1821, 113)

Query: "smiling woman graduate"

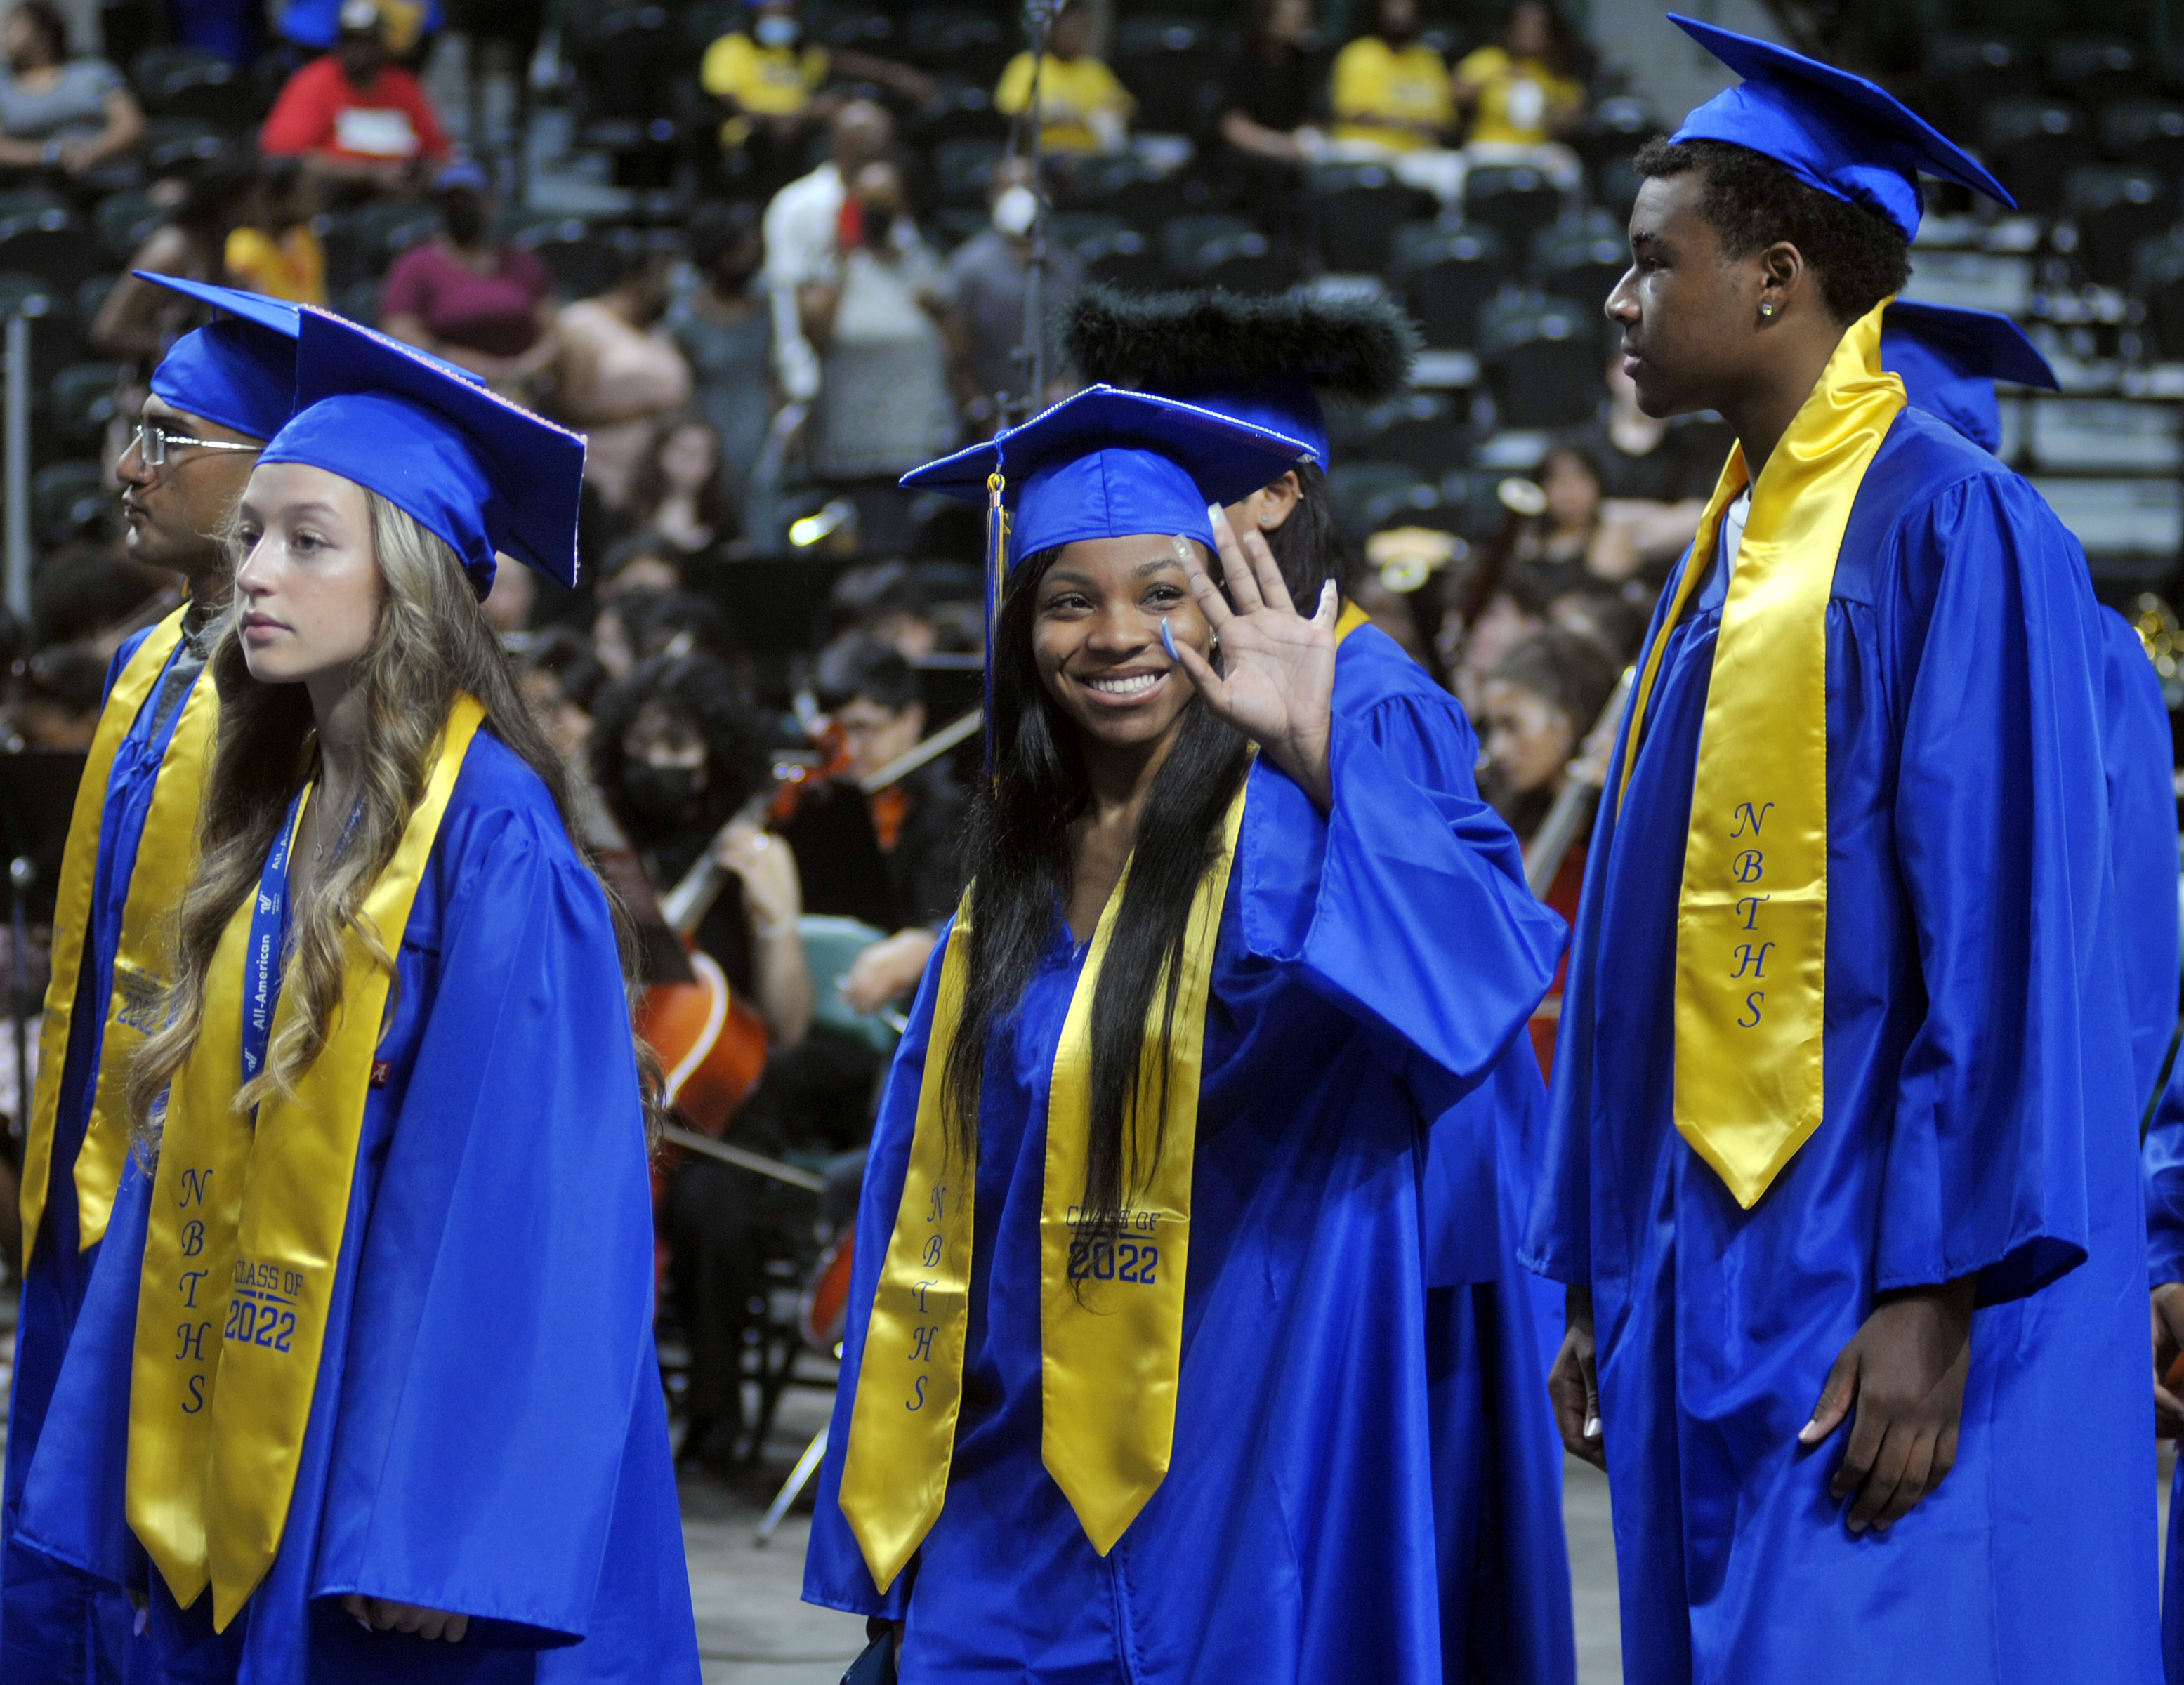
(12, 307), (700, 1682)
(798, 385), (1565, 1684)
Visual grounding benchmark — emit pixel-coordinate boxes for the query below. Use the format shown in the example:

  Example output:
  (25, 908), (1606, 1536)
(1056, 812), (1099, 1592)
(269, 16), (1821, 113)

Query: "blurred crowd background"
(4, 0), (2184, 1487)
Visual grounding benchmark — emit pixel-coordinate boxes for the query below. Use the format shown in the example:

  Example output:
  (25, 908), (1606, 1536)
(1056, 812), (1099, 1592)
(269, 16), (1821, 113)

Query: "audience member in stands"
(994, 0), (1133, 157)
(594, 588), (733, 681)
(1479, 626), (1617, 1073)
(702, 0), (930, 201)
(1544, 571), (1647, 662)
(549, 237), (692, 511)
(800, 159), (960, 557)
(1218, 0), (1327, 244)
(1570, 352), (1717, 570)
(222, 154), (325, 304)
(1513, 441), (1638, 586)
(824, 560), (936, 660)
(1452, 0), (1586, 189)
(783, 637), (967, 1015)
(89, 150), (256, 363)
(381, 156), (558, 381)
(1329, 0), (1452, 152)
(762, 98), (894, 409)
(0, 0), (140, 183)
(30, 540), (169, 656)
(480, 552), (535, 636)
(11, 642), (105, 747)
(672, 201), (775, 513)
(598, 531), (685, 599)
(260, 0), (451, 193)
(1446, 560), (1550, 717)
(517, 623), (598, 765)
(946, 157), (1085, 430)
(624, 411), (739, 556)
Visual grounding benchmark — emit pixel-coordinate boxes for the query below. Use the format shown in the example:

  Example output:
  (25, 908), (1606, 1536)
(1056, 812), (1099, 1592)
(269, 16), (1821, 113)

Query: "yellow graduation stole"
(1615, 300), (1904, 1208)
(126, 696), (484, 1628)
(23, 608), (217, 1265)
(838, 777), (1250, 1591)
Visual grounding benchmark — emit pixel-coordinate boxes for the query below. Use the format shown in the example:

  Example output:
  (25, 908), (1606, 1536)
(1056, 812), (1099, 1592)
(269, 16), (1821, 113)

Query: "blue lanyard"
(240, 788), (362, 1085)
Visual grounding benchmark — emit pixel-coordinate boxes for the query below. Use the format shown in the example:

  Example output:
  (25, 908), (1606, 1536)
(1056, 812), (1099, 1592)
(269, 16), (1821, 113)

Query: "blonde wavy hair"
(128, 491), (643, 1143)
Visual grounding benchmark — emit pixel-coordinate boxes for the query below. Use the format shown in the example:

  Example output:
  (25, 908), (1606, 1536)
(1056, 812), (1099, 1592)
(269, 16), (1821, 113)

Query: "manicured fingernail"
(1160, 619), (1178, 661)
(1584, 1416), (1600, 1439)
(1208, 502), (1228, 527)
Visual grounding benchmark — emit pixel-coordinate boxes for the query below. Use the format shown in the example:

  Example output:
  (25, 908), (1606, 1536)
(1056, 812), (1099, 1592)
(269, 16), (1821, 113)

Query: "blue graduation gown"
(802, 669), (1572, 1684)
(1527, 408), (2160, 1684)
(3, 625), (198, 1683)
(2100, 605), (2179, 1112)
(12, 734), (701, 1684)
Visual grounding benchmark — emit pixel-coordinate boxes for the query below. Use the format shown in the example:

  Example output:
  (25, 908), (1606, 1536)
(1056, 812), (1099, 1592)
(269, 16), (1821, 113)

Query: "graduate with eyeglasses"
(798, 385), (1565, 1683)
(1, 277), (298, 1681)
(11, 308), (699, 1681)
(1062, 284), (1577, 1683)
(1526, 19), (2160, 1680)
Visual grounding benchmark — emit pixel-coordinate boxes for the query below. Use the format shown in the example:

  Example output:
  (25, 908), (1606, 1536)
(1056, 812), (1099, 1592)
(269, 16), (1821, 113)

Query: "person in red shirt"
(260, 0), (448, 192)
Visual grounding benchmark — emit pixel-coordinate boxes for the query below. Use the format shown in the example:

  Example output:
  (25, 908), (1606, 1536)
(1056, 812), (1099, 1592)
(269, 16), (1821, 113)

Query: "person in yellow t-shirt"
(1452, 0), (1585, 146)
(702, 0), (930, 196)
(1328, 0), (1452, 151)
(223, 157), (326, 306)
(994, 3), (1133, 155)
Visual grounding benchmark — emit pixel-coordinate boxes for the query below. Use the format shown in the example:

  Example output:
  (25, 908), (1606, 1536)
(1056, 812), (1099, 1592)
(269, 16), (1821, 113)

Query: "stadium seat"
(93, 192), (164, 265)
(33, 458), (113, 547)
(0, 204), (103, 297)
(1533, 216), (1629, 319)
(141, 117), (228, 175)
(2100, 98), (2184, 174)
(1596, 154), (1645, 223)
(1307, 161), (1433, 275)
(914, 78), (1009, 146)
(1574, 93), (1659, 201)
(350, 199), (440, 270)
(501, 212), (612, 298)
(1333, 390), (1467, 479)
(1980, 96), (2094, 217)
(565, 1), (681, 183)
(1464, 164), (1563, 265)
(2133, 234), (2184, 360)
(1161, 213), (1291, 293)
(73, 273), (117, 344)
(1391, 221), (1510, 350)
(1325, 460), (1441, 541)
(49, 361), (126, 452)
(2065, 165), (2170, 289)
(1919, 34), (2033, 145)
(680, 0), (738, 55)
(1065, 154), (1208, 232)
(1114, 15), (1223, 136)
(904, 8), (1011, 86)
(810, 3), (895, 51)
(926, 206), (989, 251)
(131, 44), (256, 129)
(934, 137), (1005, 206)
(2046, 36), (2149, 110)
(1478, 294), (1598, 431)
(1057, 218), (1161, 291)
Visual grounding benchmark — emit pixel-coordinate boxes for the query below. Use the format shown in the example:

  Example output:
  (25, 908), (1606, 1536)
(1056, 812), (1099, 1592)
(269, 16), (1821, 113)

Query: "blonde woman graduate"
(4, 276), (298, 1682)
(12, 307), (702, 1682)
(799, 386), (1567, 1683)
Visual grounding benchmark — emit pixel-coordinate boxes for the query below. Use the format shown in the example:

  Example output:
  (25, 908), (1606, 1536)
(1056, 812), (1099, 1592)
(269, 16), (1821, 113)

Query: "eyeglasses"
(129, 422), (261, 468)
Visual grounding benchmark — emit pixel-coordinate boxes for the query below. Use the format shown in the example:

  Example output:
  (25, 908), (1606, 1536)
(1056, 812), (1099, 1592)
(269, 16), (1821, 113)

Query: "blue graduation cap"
(1881, 299), (2057, 454)
(137, 273), (301, 443)
(259, 307), (584, 595)
(902, 384), (1310, 564)
(1667, 15), (2013, 241)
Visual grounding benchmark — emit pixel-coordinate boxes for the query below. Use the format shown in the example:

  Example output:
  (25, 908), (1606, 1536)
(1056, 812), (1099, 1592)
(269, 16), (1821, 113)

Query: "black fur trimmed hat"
(1060, 285), (1419, 461)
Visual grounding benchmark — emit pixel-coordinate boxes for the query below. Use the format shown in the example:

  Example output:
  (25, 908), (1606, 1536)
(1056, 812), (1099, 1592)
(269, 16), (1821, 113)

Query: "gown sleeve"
(1236, 688), (1566, 1088)
(2099, 605), (2180, 1111)
(1874, 474), (2110, 1303)
(310, 803), (662, 1645)
(2148, 1056), (2184, 1287)
(800, 922), (952, 1619)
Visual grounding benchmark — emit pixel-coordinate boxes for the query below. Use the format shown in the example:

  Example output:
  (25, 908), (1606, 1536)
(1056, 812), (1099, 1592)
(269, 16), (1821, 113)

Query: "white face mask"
(754, 14), (799, 47)
(992, 183), (1039, 238)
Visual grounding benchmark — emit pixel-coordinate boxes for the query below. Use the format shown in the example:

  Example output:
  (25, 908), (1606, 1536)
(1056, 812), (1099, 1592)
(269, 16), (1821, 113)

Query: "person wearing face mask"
(800, 159), (961, 555)
(380, 157), (560, 385)
(12, 306), (701, 1680)
(671, 200), (776, 513)
(946, 158), (1085, 433)
(1, 277), (298, 1682)
(702, 0), (931, 202)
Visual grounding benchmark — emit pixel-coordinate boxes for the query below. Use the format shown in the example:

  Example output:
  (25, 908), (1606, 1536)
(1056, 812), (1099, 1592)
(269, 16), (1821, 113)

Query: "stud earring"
(1759, 302), (1777, 319)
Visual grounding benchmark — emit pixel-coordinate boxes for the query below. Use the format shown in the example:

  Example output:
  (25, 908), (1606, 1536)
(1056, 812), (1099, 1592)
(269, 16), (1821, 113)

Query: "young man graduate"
(1063, 284), (1576, 1685)
(1, 277), (298, 1679)
(1525, 18), (2160, 1682)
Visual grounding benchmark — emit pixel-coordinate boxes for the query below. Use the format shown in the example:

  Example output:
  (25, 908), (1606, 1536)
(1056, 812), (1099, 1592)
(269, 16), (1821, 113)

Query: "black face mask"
(443, 194), (486, 244)
(621, 762), (704, 828)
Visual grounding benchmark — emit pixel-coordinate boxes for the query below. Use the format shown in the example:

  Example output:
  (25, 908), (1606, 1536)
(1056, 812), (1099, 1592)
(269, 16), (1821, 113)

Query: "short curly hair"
(1633, 136), (1910, 326)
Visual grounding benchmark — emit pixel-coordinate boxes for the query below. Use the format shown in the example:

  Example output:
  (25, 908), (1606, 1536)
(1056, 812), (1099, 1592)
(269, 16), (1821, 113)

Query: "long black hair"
(940, 546), (1253, 1227)
(1263, 459), (1352, 610)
